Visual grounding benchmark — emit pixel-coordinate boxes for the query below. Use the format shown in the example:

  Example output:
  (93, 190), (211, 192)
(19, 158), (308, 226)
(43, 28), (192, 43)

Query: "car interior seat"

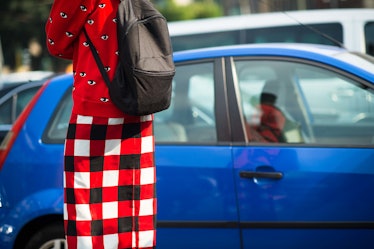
(153, 90), (189, 142)
(154, 121), (188, 142)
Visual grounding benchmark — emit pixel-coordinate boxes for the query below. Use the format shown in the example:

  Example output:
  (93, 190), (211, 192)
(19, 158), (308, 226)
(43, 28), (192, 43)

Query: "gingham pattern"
(64, 113), (156, 249)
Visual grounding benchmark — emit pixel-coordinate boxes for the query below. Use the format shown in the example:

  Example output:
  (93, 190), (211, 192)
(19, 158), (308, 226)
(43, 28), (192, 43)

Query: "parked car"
(1, 43), (374, 249)
(168, 8), (374, 56)
(0, 71), (55, 143)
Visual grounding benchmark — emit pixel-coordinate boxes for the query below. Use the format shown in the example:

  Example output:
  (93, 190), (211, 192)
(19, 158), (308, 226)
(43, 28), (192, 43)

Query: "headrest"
(260, 79), (279, 104)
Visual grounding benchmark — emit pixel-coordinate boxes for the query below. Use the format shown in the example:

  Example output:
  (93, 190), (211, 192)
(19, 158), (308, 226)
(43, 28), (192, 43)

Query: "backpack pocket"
(131, 67), (174, 115)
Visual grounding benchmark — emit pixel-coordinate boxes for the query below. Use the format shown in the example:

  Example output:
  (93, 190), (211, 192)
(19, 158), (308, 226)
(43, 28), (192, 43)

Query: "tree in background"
(157, 0), (223, 21)
(0, 0), (63, 72)
(0, 0), (222, 73)
(0, 0), (369, 73)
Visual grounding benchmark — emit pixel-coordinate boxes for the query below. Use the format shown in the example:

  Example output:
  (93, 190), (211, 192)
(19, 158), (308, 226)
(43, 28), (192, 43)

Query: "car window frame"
(42, 59), (232, 146)
(155, 58), (231, 145)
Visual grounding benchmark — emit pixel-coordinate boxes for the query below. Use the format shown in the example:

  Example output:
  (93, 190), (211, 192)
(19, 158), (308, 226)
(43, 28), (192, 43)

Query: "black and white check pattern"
(64, 114), (156, 249)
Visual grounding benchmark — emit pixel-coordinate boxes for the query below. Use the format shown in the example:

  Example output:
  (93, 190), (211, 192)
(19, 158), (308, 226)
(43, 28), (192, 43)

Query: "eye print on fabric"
(49, 17), (53, 23)
(66, 32), (74, 38)
(104, 67), (111, 72)
(60, 12), (68, 18)
(101, 35), (109, 40)
(100, 97), (109, 102)
(115, 51), (119, 56)
(80, 5), (87, 11)
(88, 80), (96, 85)
(80, 72), (87, 77)
(83, 41), (89, 47)
(87, 19), (94, 25)
(48, 39), (55, 45)
(99, 3), (106, 8)
(113, 18), (117, 23)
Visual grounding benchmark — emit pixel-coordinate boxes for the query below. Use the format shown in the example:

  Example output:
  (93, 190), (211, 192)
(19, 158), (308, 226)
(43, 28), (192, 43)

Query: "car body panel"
(0, 76), (68, 248)
(0, 189), (63, 248)
(233, 146), (374, 247)
(156, 145), (240, 248)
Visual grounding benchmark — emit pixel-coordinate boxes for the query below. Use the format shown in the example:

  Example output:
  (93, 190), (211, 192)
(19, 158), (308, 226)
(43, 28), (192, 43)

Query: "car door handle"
(240, 171), (283, 179)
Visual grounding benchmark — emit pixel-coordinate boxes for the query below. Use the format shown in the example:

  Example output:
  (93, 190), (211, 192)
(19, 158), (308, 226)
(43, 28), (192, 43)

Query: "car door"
(154, 59), (241, 249)
(229, 57), (374, 249)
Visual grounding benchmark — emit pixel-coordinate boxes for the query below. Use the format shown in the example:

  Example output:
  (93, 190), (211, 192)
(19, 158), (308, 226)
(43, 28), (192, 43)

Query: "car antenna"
(281, 11), (345, 49)
(256, 0), (345, 49)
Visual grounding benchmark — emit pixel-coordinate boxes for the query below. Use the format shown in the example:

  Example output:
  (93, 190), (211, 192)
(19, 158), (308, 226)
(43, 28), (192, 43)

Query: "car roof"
(173, 43), (374, 81)
(0, 80), (46, 104)
(168, 8), (374, 36)
(45, 44), (374, 90)
(174, 43), (346, 59)
(0, 71), (54, 90)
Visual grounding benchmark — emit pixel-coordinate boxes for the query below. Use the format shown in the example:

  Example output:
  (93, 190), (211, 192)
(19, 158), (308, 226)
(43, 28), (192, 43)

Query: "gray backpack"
(85, 0), (175, 116)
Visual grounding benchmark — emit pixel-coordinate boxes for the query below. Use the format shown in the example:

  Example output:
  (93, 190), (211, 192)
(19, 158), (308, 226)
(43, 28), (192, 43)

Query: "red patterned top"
(46, 0), (127, 117)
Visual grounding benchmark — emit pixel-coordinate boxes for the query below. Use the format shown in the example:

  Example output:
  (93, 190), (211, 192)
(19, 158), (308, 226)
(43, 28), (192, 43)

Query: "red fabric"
(46, 0), (126, 118)
(245, 123), (267, 143)
(257, 104), (286, 142)
(64, 113), (156, 249)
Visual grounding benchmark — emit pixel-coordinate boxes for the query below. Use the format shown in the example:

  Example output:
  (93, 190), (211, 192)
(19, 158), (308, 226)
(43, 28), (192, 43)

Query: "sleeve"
(45, 0), (95, 59)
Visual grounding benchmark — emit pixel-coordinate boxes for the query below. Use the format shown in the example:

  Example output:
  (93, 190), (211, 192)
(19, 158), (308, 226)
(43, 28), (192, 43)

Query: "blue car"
(1, 44), (374, 249)
(0, 72), (56, 143)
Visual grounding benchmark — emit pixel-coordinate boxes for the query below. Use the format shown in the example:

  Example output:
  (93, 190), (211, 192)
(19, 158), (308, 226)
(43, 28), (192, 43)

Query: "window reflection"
(235, 59), (374, 145)
(154, 62), (216, 143)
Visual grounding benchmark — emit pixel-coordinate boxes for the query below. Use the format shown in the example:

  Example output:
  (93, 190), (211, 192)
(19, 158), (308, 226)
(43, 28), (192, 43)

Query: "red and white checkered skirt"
(64, 113), (156, 249)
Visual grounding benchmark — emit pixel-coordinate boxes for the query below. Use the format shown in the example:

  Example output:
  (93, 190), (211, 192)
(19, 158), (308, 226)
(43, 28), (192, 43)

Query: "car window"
(15, 87), (40, 118)
(171, 31), (240, 52)
(154, 62), (216, 143)
(0, 86), (40, 125)
(365, 21), (374, 56)
(45, 62), (217, 144)
(171, 23), (342, 52)
(235, 59), (374, 145)
(43, 89), (73, 143)
(245, 23), (342, 46)
(0, 98), (12, 125)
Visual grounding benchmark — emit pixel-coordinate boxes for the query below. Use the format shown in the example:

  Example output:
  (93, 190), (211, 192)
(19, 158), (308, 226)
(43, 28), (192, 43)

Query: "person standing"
(46, 1), (156, 248)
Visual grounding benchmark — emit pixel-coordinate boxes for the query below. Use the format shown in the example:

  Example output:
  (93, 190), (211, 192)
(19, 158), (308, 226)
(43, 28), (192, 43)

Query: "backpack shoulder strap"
(83, 29), (111, 88)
